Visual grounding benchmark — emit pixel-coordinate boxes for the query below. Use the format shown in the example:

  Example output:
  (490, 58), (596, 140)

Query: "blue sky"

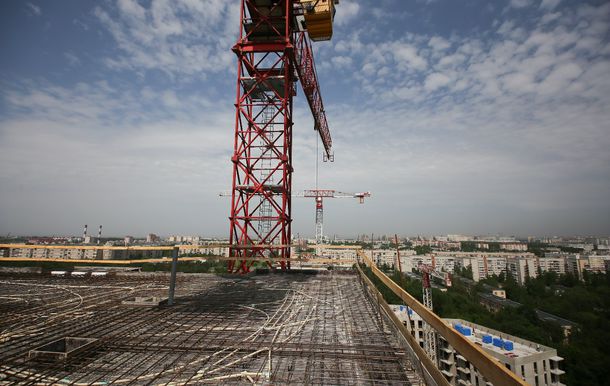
(1, 0), (609, 238)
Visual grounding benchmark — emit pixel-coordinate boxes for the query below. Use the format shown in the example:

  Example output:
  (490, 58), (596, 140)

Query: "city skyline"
(4, 230), (608, 241)
(1, 0), (609, 237)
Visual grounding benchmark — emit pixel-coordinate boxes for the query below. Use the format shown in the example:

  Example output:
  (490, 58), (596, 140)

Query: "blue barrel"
(493, 337), (504, 347)
(504, 340), (514, 351)
(454, 323), (462, 331)
(400, 305), (405, 312)
(408, 308), (413, 316)
(462, 327), (472, 336)
(482, 334), (492, 344)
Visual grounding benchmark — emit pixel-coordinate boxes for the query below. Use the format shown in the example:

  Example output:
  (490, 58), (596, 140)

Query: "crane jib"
(293, 32), (333, 157)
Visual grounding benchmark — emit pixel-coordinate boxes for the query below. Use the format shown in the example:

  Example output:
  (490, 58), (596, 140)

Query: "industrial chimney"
(97, 225), (103, 245)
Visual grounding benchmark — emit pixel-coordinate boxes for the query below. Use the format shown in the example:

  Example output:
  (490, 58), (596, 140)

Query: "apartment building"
(536, 257), (566, 275)
(506, 256), (538, 285)
(565, 254), (609, 280)
(399, 254), (458, 275)
(318, 246), (359, 261)
(390, 306), (565, 386)
(367, 249), (416, 269)
(179, 245), (230, 257)
(441, 252), (536, 282)
(458, 255), (509, 282)
(4, 245), (162, 261)
(500, 243), (528, 252)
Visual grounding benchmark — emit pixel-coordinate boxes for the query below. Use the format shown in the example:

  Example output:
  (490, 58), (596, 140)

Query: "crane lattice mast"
(421, 265), (438, 365)
(394, 234), (402, 272)
(228, 0), (338, 273)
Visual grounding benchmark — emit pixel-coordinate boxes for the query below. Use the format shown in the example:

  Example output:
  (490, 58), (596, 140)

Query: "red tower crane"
(418, 260), (451, 365)
(420, 264), (438, 364)
(394, 234), (402, 273)
(294, 190), (371, 244)
(228, 0), (339, 273)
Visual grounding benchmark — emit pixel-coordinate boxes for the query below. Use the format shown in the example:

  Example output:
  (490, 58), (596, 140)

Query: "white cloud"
(502, 72), (536, 93)
(0, 80), (234, 235)
(538, 62), (583, 94)
(3, 0), (610, 236)
(392, 43), (427, 70)
(509, 0), (534, 9)
(428, 36), (451, 51)
(335, 2), (360, 26)
(73, 18), (89, 30)
(331, 55), (353, 69)
(325, 2), (610, 234)
(424, 72), (451, 91)
(64, 52), (80, 66)
(497, 20), (515, 36)
(94, 0), (239, 76)
(540, 12), (561, 25)
(25, 2), (41, 16)
(162, 90), (180, 108)
(540, 0), (561, 10)
(438, 53), (467, 68)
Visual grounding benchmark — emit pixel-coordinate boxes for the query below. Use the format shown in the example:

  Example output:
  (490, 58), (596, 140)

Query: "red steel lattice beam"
(293, 32), (333, 158)
(229, 0), (295, 273)
(228, 1), (335, 273)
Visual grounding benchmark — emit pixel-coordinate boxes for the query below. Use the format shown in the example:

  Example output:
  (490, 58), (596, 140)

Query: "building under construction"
(0, 243), (542, 386)
(0, 270), (426, 385)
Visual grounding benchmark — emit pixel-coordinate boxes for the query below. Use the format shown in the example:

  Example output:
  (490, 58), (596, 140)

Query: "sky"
(0, 0), (609, 238)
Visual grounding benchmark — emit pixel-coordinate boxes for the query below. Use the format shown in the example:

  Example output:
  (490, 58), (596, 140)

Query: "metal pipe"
(168, 246), (179, 306)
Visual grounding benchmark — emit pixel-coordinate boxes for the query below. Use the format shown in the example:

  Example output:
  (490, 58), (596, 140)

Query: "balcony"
(457, 366), (471, 375)
(550, 368), (565, 375)
(549, 355), (564, 363)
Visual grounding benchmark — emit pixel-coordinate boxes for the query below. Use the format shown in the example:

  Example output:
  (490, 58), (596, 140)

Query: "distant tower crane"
(228, 0), (340, 273)
(418, 259), (452, 365)
(221, 188), (371, 246)
(429, 254), (453, 287)
(394, 234), (403, 272)
(294, 190), (371, 244)
(420, 264), (438, 365)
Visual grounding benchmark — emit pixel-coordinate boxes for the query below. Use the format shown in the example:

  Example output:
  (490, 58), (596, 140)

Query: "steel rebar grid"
(0, 271), (422, 385)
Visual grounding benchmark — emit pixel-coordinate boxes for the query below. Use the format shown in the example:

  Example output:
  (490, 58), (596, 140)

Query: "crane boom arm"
(419, 263), (452, 287)
(295, 190), (371, 200)
(293, 32), (332, 158)
(222, 189), (371, 201)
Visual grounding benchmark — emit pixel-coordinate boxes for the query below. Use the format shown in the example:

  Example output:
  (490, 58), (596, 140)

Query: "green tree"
(414, 245), (432, 255)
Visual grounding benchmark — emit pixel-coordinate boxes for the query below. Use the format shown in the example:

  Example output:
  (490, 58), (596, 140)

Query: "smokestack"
(97, 225), (103, 245)
(83, 224), (88, 240)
